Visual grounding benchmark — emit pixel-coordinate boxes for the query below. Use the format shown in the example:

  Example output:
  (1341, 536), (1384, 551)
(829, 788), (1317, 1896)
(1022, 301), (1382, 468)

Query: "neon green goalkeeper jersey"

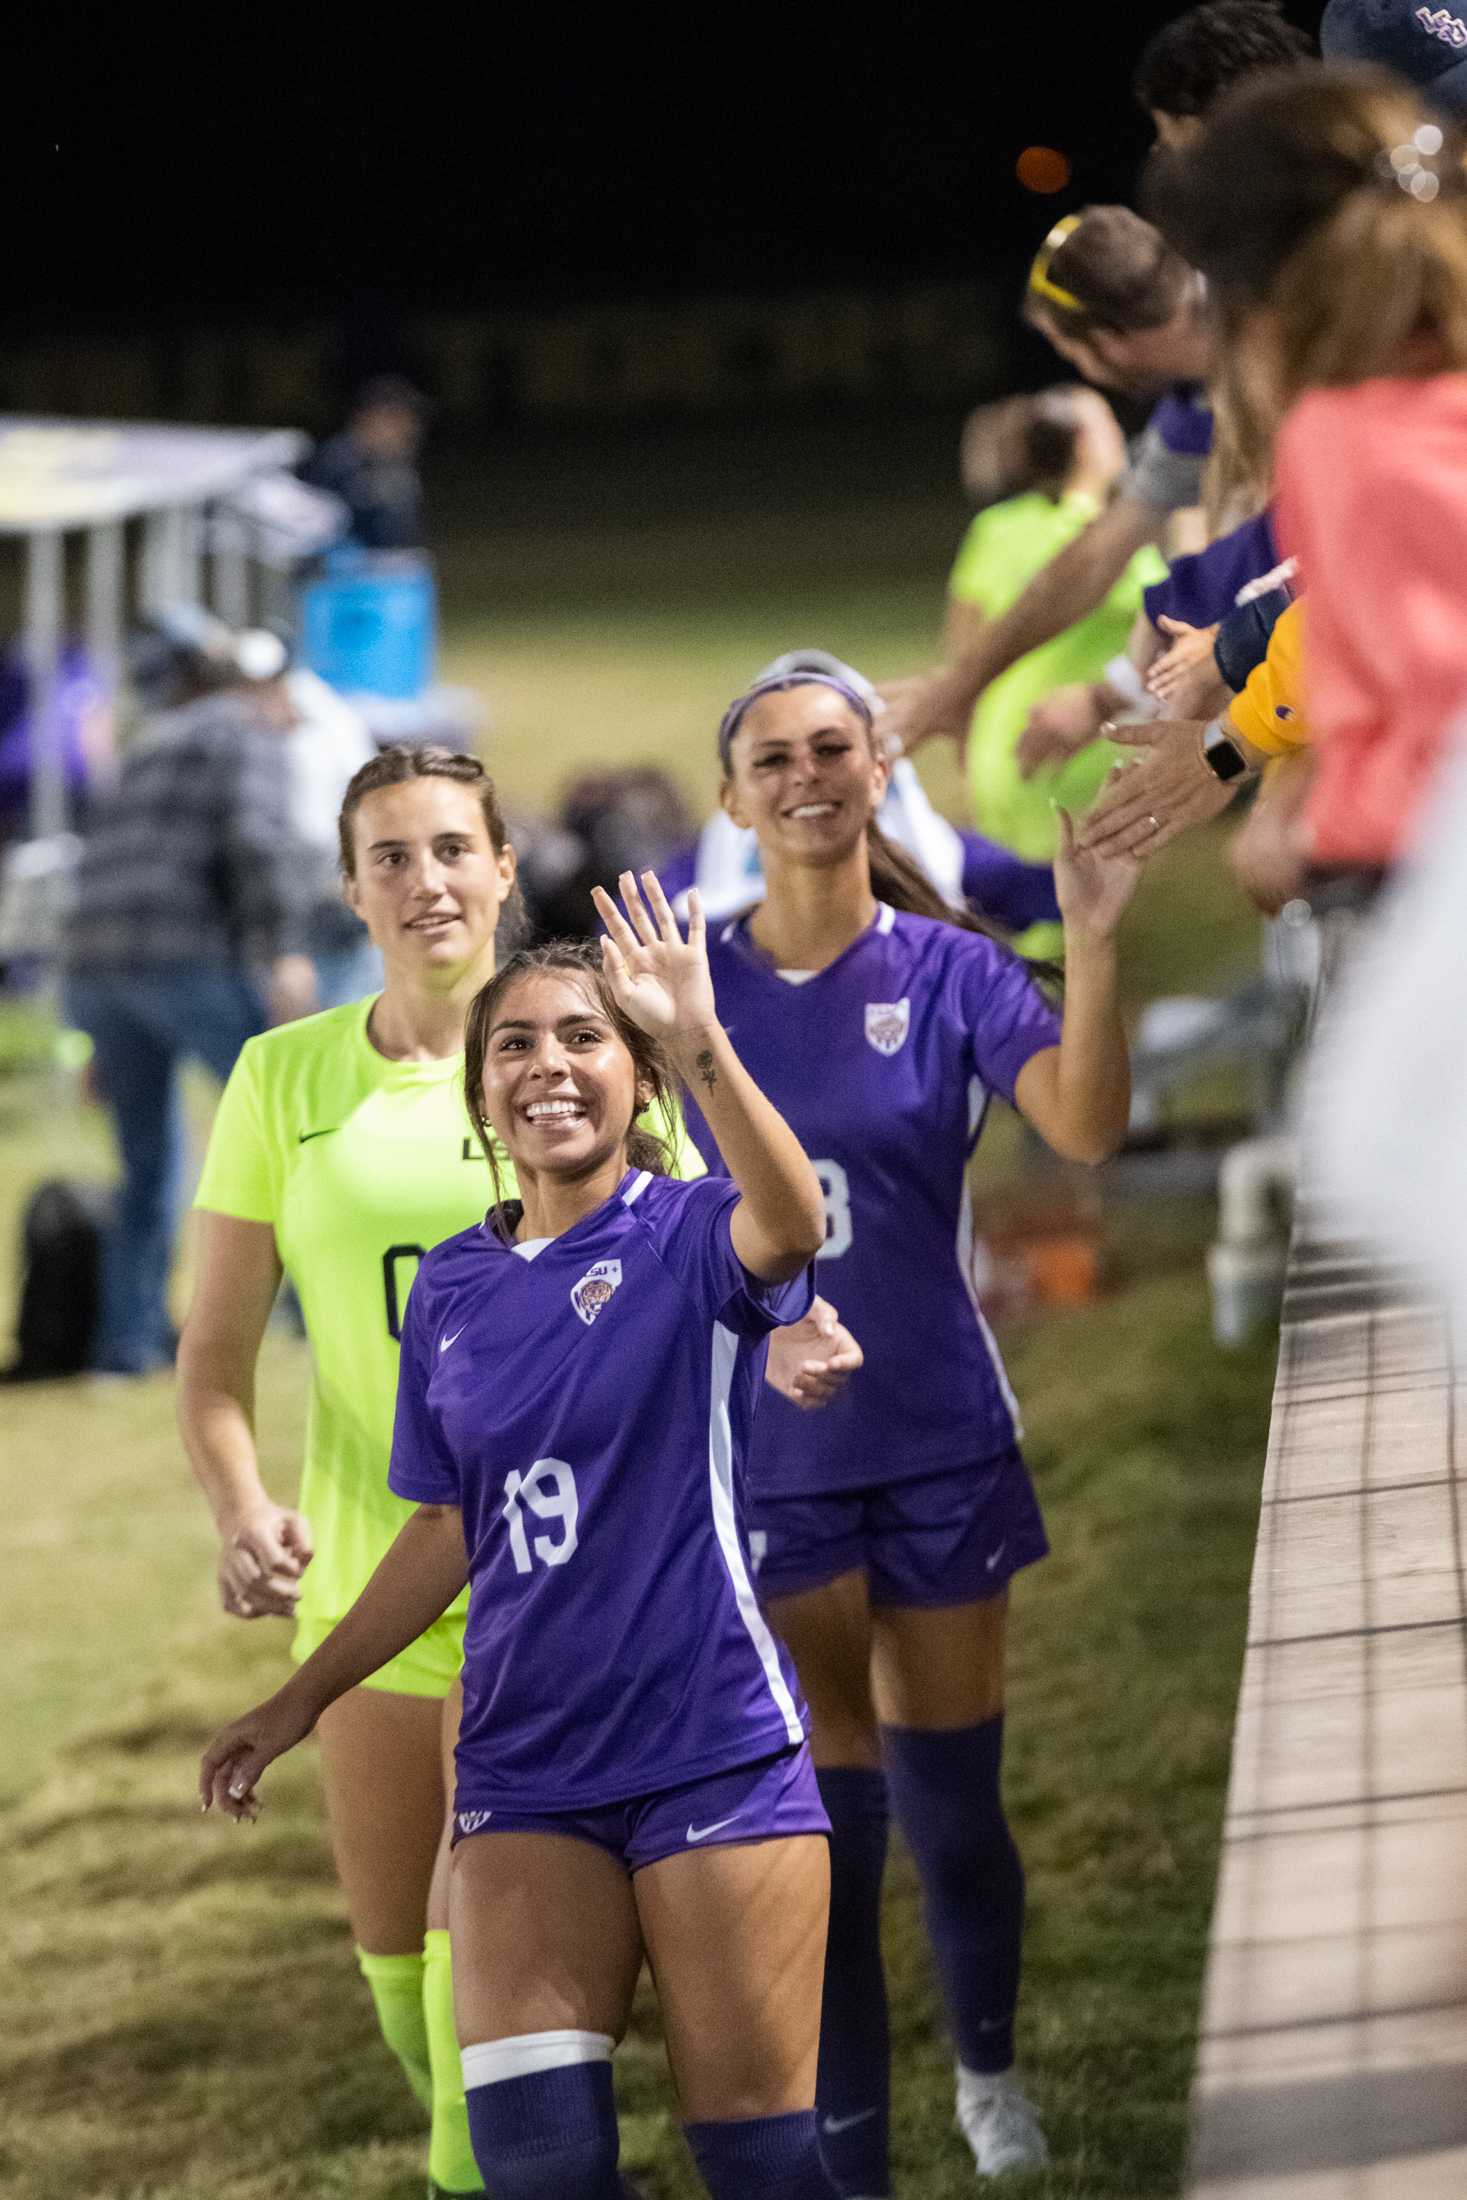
(194, 997), (701, 1646)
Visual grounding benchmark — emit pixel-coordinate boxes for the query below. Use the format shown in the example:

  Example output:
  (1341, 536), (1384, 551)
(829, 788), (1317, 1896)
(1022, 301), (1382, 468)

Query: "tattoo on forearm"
(694, 1048), (717, 1094)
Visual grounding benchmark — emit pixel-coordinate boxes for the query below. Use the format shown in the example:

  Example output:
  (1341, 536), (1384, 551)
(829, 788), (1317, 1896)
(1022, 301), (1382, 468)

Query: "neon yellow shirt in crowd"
(950, 490), (1168, 863)
(194, 997), (702, 1658)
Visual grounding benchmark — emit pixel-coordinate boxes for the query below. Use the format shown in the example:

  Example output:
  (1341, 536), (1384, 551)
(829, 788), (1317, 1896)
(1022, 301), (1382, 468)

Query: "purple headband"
(717, 672), (874, 770)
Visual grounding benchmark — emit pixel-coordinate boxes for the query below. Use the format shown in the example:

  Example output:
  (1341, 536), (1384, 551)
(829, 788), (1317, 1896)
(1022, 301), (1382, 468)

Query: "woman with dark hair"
(683, 664), (1139, 2194)
(1133, 1), (1314, 150)
(1093, 62), (1467, 873)
(202, 886), (846, 2200)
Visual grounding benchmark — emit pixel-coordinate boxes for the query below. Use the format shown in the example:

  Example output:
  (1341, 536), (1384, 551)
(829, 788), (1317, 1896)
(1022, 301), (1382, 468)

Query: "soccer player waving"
(687, 657), (1138, 2190)
(202, 875), (848, 2199)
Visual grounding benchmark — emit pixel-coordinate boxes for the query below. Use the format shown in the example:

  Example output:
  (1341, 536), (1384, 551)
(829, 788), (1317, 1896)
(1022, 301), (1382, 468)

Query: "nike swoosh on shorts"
(822, 2109), (878, 2135)
(685, 1813), (743, 1843)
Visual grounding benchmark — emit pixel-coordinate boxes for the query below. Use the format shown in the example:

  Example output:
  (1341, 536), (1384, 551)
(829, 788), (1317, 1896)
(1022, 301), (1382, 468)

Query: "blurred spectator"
(1322, 0), (1467, 116)
(0, 645), (113, 847)
(884, 206), (1212, 757)
(282, 665), (383, 1003)
(1134, 2), (1316, 150)
(300, 375), (426, 552)
(63, 608), (317, 1375)
(1142, 62), (1467, 870)
(945, 388), (1165, 955)
(517, 766), (696, 939)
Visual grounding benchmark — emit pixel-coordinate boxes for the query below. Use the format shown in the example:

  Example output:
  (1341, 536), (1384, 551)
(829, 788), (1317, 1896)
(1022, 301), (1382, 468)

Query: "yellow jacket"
(1228, 598), (1309, 757)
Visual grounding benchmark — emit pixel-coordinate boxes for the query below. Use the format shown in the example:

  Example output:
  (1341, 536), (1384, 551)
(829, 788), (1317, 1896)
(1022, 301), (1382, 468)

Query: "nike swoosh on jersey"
(821, 2109), (878, 2135)
(985, 1543), (1008, 1571)
(685, 1813), (743, 1843)
(298, 1128), (337, 1143)
(439, 1325), (468, 1354)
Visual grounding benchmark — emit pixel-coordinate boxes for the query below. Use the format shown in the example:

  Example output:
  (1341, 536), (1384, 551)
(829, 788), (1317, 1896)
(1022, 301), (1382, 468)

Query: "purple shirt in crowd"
(390, 1170), (814, 1808)
(686, 905), (1061, 1495)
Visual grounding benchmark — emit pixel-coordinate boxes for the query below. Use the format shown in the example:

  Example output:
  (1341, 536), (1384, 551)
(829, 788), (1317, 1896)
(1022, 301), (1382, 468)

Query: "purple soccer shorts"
(748, 1449), (1049, 1607)
(450, 1741), (828, 1872)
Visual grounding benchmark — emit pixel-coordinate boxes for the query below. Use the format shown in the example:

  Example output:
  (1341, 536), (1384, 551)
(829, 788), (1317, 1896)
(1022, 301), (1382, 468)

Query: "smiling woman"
(683, 659), (1140, 2189)
(199, 872), (845, 2198)
(176, 745), (523, 2196)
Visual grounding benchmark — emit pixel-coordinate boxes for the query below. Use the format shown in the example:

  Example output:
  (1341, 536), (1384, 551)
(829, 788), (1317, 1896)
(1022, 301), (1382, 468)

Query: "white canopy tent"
(0, 416), (311, 842)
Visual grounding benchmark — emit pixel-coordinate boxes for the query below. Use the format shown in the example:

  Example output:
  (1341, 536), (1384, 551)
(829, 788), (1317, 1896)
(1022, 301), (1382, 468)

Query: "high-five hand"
(1052, 804), (1143, 943)
(591, 873), (717, 1041)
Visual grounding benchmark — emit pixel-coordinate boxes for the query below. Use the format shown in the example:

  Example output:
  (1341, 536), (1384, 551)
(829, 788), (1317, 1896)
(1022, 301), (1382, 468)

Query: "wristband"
(1101, 655), (1161, 720)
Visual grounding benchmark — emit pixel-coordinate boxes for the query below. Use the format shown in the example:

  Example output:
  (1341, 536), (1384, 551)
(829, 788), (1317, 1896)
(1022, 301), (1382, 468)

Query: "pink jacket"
(1275, 373), (1467, 867)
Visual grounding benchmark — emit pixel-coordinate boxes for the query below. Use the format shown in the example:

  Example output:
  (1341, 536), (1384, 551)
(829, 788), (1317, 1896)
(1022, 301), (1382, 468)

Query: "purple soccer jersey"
(685, 904), (1062, 1495)
(389, 1170), (814, 1809)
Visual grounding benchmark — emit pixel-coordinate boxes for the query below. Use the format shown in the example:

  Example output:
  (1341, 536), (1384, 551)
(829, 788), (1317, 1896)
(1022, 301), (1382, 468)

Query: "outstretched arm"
(593, 872), (827, 1283)
(1012, 811), (1137, 1166)
(889, 498), (1165, 753)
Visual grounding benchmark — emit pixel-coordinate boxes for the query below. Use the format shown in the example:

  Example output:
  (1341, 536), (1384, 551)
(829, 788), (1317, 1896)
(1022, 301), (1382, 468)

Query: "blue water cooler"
(299, 550), (437, 701)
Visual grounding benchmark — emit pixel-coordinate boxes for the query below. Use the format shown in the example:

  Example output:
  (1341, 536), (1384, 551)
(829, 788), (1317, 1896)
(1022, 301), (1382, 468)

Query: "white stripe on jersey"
(875, 900), (896, 934)
(621, 1170), (653, 1207)
(706, 1322), (805, 1745)
(956, 1176), (1025, 1440)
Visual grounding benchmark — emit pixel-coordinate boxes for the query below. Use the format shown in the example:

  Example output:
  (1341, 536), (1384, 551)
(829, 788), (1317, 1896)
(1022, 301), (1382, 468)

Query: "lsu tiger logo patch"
(865, 998), (910, 1056)
(571, 1258), (623, 1326)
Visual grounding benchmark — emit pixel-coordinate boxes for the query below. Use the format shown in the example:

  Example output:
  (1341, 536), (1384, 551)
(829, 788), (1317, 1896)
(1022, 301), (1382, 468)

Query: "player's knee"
(461, 2033), (622, 2198)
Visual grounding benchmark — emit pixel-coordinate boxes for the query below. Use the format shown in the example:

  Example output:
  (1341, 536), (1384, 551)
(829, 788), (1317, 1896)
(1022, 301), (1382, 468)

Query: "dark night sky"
(14, 4), (1322, 337)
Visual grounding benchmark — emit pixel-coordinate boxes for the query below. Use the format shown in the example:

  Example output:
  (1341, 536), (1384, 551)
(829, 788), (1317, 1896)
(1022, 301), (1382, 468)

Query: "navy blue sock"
(686, 2110), (840, 2198)
(813, 1767), (891, 2197)
(463, 2056), (630, 2197)
(881, 1717), (1024, 2075)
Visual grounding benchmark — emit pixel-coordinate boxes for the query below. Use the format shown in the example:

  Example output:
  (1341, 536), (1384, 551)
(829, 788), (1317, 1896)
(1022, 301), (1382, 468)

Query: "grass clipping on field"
(0, 1202), (1272, 2200)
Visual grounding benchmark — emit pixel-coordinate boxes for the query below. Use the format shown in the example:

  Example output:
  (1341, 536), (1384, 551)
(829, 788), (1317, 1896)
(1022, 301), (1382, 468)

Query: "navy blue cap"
(1322, 1), (1467, 115)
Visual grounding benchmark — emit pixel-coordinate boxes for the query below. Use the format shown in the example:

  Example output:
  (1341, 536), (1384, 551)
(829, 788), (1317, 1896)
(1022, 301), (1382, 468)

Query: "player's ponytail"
(463, 943), (681, 1219)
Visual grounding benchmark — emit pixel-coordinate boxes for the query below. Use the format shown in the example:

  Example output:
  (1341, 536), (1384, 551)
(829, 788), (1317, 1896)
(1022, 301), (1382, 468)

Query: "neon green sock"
(423, 1927), (484, 2194)
(356, 1945), (432, 2115)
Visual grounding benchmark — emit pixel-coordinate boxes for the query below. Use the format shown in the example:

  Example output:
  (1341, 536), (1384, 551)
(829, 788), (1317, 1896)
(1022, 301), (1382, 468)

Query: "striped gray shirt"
(65, 694), (313, 972)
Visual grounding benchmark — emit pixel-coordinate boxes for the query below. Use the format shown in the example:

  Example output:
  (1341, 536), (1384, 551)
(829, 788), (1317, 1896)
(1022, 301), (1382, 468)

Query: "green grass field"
(0, 446), (1276, 2200)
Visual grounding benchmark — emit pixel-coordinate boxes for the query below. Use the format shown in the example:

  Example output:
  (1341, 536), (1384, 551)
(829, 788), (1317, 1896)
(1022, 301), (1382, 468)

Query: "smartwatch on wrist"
(1200, 716), (1256, 784)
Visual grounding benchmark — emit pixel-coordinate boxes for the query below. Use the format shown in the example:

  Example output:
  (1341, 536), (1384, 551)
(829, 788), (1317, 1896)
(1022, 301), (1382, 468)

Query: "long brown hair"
(462, 942), (680, 1223)
(1148, 64), (1467, 423)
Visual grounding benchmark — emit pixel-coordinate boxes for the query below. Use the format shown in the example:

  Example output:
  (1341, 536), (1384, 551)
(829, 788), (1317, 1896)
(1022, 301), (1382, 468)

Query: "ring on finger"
(1146, 814), (1161, 834)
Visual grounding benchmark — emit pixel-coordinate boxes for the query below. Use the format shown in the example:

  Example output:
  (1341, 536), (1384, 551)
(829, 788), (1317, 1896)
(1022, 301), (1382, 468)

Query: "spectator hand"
(1016, 683), (1103, 780)
(876, 670), (971, 755)
(268, 954), (319, 1027)
(1144, 617), (1226, 717)
(1052, 804), (1143, 941)
(765, 1297), (864, 1410)
(1077, 719), (1238, 857)
(218, 1502), (314, 1620)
